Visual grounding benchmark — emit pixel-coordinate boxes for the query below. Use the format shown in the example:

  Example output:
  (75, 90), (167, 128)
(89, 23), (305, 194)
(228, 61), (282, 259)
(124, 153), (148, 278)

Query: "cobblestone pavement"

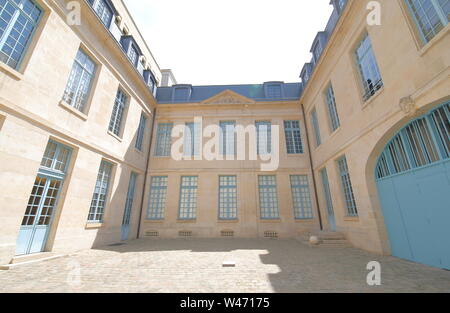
(1, 239), (449, 293)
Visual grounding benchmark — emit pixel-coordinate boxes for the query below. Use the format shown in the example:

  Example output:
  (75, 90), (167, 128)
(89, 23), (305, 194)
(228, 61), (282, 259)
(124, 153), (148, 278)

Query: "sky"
(123, 0), (333, 86)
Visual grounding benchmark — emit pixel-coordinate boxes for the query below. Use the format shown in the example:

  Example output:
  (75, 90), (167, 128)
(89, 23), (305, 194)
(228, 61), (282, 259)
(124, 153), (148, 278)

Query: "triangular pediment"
(201, 90), (256, 105)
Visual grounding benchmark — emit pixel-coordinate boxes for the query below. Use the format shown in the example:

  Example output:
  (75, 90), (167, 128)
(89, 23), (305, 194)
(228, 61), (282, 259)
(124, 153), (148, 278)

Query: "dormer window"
(172, 85), (192, 102)
(120, 36), (142, 68)
(128, 43), (139, 66)
(264, 82), (284, 99)
(332, 0), (347, 14)
(312, 41), (322, 64)
(144, 70), (157, 95)
(89, 0), (114, 27)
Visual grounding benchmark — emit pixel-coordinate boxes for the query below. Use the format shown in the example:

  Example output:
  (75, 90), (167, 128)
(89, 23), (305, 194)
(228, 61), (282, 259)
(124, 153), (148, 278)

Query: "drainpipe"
(136, 107), (157, 239)
(301, 103), (323, 231)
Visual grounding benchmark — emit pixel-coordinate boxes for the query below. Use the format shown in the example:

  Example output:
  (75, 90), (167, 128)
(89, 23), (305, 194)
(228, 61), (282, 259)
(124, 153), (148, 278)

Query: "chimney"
(161, 69), (177, 87)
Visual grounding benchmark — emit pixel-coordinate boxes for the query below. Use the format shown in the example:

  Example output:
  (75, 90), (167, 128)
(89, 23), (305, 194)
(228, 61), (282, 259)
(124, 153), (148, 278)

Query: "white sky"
(123, 0), (333, 85)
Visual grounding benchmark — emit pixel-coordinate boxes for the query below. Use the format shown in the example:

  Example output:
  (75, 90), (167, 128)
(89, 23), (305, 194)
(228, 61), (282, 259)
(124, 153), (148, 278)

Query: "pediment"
(201, 90), (255, 105)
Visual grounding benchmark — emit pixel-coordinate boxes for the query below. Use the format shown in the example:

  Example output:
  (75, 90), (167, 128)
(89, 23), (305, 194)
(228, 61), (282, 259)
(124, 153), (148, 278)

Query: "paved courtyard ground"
(0, 239), (449, 293)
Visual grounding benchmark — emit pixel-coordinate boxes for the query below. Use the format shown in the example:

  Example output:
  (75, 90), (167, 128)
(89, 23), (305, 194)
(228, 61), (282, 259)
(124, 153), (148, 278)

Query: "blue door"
(16, 141), (71, 256)
(16, 177), (62, 255)
(121, 172), (137, 241)
(375, 102), (450, 269)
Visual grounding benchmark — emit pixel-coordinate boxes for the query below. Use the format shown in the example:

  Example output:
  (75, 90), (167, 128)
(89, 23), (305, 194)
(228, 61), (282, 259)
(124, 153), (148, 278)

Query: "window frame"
(147, 176), (168, 220)
(290, 175), (313, 220)
(178, 176), (198, 220)
(324, 84), (341, 133)
(0, 0), (43, 71)
(284, 120), (304, 154)
(108, 88), (129, 138)
(311, 108), (322, 147)
(258, 175), (280, 220)
(336, 156), (358, 217)
(218, 175), (238, 220)
(154, 122), (173, 157)
(135, 112), (147, 151)
(87, 160), (114, 223)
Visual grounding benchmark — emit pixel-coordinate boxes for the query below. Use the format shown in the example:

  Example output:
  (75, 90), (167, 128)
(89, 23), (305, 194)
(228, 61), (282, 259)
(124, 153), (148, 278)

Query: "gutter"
(301, 103), (323, 231)
(136, 108), (157, 239)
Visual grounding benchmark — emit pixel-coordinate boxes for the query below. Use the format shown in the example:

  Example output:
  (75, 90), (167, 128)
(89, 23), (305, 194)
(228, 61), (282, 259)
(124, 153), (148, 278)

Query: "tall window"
(122, 172), (137, 227)
(337, 156), (358, 217)
(184, 122), (200, 157)
(219, 176), (238, 220)
(311, 108), (322, 147)
(220, 121), (236, 156)
(88, 160), (113, 222)
(0, 0), (41, 69)
(406, 0), (449, 43)
(135, 113), (147, 151)
(179, 176), (198, 220)
(355, 33), (383, 101)
(89, 0), (113, 27)
(320, 168), (335, 219)
(290, 175), (313, 219)
(284, 121), (303, 154)
(256, 121), (272, 155)
(258, 175), (279, 219)
(325, 84), (341, 132)
(155, 123), (173, 157)
(147, 176), (167, 220)
(108, 89), (128, 136)
(63, 49), (96, 112)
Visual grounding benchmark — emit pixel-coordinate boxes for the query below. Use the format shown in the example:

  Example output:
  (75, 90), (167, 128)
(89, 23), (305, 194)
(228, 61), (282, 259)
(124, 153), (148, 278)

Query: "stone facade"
(0, 0), (448, 268)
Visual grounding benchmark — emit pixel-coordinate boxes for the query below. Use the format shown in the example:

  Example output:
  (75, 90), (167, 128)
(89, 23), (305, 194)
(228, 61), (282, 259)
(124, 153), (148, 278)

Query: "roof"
(156, 82), (303, 104)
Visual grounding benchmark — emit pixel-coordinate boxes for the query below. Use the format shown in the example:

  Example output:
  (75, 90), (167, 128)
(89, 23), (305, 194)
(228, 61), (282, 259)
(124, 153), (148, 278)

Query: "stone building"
(0, 0), (448, 270)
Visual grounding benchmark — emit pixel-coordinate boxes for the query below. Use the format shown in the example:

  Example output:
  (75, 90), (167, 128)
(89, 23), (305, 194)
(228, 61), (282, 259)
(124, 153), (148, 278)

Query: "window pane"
(219, 176), (238, 220)
(147, 176), (167, 220)
(337, 157), (358, 216)
(135, 113), (147, 151)
(220, 121), (236, 156)
(311, 109), (322, 146)
(290, 175), (313, 219)
(0, 0), (41, 69)
(284, 120), (303, 154)
(355, 34), (383, 101)
(258, 175), (279, 219)
(325, 85), (341, 132)
(63, 49), (96, 112)
(155, 123), (173, 157)
(256, 121), (272, 155)
(178, 176), (198, 220)
(108, 89), (128, 136)
(88, 161), (113, 222)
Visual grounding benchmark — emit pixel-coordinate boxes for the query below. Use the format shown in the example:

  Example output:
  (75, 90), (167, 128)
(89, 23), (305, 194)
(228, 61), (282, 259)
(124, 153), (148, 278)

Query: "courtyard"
(0, 239), (449, 293)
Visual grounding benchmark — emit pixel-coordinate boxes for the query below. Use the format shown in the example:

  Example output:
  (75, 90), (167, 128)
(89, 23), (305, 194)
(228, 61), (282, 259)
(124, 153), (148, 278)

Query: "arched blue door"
(375, 102), (450, 270)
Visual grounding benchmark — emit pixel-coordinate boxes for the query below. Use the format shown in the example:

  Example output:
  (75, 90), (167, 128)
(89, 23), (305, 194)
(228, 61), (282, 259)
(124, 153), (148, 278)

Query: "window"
(89, 0), (113, 27)
(266, 84), (282, 98)
(325, 84), (341, 132)
(284, 121), (303, 154)
(219, 176), (238, 220)
(40, 141), (72, 173)
(258, 175), (279, 219)
(147, 176), (167, 220)
(337, 156), (358, 217)
(122, 172), (137, 227)
(127, 43), (139, 66)
(173, 87), (191, 102)
(320, 168), (335, 219)
(178, 176), (198, 220)
(290, 175), (313, 219)
(376, 102), (450, 179)
(220, 121), (236, 156)
(184, 122), (200, 157)
(88, 160), (113, 222)
(108, 89), (128, 136)
(311, 108), (322, 147)
(62, 49), (96, 112)
(155, 123), (173, 157)
(135, 113), (147, 151)
(312, 41), (323, 63)
(256, 121), (272, 155)
(355, 33), (383, 101)
(406, 0), (449, 43)
(0, 0), (42, 70)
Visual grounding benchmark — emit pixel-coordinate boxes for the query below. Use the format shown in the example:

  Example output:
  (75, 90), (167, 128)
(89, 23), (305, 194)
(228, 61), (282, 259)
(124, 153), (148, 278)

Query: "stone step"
(297, 231), (352, 248)
(1, 253), (65, 270)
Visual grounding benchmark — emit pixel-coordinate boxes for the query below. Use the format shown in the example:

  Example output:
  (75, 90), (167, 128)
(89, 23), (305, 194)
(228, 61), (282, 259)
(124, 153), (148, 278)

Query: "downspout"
(136, 107), (157, 239)
(301, 103), (323, 231)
